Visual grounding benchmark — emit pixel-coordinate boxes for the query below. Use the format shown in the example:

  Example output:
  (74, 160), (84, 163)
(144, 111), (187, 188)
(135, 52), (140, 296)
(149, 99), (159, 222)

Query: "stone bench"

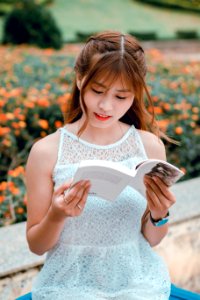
(1, 177), (200, 299)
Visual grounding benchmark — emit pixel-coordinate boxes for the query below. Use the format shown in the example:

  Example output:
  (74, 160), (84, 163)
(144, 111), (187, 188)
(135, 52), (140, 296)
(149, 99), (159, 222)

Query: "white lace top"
(32, 125), (171, 300)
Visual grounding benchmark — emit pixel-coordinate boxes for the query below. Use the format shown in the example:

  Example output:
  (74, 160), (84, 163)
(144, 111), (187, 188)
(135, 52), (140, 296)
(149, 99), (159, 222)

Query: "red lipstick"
(94, 113), (111, 121)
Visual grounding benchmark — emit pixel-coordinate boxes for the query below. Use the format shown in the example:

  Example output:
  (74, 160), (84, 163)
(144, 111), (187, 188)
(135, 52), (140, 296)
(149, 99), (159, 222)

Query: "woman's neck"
(75, 119), (130, 146)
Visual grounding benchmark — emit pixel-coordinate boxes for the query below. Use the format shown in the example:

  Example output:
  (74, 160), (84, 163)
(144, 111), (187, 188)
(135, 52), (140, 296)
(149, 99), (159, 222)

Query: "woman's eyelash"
(92, 88), (126, 99)
(92, 88), (103, 94)
(116, 96), (126, 100)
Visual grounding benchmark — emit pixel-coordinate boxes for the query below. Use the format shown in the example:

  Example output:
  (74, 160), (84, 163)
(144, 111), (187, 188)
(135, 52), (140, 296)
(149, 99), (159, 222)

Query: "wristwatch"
(150, 211), (169, 227)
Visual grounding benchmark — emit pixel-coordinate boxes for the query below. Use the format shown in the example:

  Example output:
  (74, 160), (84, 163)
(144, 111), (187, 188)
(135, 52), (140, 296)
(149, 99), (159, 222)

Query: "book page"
(73, 165), (132, 201)
(144, 162), (182, 186)
(131, 160), (184, 197)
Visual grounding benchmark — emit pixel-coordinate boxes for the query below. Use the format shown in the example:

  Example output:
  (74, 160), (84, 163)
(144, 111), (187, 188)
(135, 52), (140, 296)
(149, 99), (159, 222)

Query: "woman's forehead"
(90, 72), (133, 91)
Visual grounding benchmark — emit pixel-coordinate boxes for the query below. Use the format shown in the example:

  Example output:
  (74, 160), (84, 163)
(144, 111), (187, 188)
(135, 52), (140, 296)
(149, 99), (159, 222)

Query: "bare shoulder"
(26, 130), (60, 174)
(137, 129), (166, 160)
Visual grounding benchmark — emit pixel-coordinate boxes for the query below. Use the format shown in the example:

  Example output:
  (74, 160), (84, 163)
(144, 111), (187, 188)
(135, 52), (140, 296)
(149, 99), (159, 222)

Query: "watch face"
(155, 218), (169, 227)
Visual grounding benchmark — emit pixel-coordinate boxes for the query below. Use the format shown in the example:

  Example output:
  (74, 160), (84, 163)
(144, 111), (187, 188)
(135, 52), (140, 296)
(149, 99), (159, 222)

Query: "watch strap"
(150, 211), (169, 227)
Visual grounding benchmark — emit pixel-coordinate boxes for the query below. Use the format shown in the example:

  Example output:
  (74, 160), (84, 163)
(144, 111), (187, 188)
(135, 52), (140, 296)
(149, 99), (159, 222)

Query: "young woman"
(26, 31), (177, 300)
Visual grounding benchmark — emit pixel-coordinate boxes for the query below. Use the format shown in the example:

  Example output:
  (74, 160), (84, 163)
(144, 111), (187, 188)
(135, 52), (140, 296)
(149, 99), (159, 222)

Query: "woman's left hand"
(144, 174), (176, 219)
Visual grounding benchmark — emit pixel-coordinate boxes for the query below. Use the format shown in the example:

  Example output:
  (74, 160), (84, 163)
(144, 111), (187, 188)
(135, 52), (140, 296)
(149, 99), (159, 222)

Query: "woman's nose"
(98, 98), (112, 111)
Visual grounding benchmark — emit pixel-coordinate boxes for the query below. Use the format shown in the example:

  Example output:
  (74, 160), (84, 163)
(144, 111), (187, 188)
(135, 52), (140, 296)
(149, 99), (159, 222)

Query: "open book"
(72, 159), (185, 201)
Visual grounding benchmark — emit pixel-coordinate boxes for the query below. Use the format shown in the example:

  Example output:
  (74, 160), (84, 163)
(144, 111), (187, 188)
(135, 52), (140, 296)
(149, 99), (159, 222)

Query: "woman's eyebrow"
(93, 81), (131, 92)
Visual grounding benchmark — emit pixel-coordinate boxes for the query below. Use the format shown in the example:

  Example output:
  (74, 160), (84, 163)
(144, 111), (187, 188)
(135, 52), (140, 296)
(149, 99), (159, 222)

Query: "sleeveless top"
(32, 125), (171, 300)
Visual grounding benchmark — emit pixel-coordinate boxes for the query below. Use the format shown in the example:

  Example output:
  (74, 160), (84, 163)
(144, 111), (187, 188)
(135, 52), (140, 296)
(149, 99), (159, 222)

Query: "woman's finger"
(75, 182), (91, 209)
(152, 176), (176, 203)
(144, 176), (166, 202)
(63, 181), (90, 207)
(54, 179), (73, 196)
(145, 183), (162, 211)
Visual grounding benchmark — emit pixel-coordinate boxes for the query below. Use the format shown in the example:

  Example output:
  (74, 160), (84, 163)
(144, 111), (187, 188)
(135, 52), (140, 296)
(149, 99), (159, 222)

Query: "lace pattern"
(56, 126), (146, 164)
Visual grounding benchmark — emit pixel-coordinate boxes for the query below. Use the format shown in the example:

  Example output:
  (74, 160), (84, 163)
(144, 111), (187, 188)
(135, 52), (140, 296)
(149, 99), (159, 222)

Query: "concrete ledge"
(170, 177), (200, 224)
(155, 217), (200, 292)
(0, 222), (45, 278)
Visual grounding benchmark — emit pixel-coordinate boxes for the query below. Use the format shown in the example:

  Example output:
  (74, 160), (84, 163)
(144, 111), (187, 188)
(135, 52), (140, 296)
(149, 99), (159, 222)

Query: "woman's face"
(80, 77), (134, 129)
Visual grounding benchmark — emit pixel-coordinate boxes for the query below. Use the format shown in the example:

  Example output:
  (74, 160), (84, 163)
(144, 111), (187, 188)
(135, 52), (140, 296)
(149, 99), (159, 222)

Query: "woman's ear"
(76, 75), (82, 90)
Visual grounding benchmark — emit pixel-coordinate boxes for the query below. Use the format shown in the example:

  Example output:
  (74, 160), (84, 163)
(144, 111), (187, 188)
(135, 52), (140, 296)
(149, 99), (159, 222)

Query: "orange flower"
(37, 98), (50, 107)
(192, 115), (199, 121)
(18, 121), (26, 128)
(15, 130), (20, 136)
(163, 103), (171, 111)
(0, 181), (7, 191)
(11, 122), (20, 129)
(0, 195), (5, 203)
(181, 113), (189, 120)
(18, 114), (26, 121)
(24, 102), (35, 108)
(16, 207), (24, 214)
(192, 107), (199, 113)
(6, 113), (15, 120)
(154, 107), (163, 115)
(175, 127), (183, 135)
(0, 114), (8, 123)
(54, 120), (63, 128)
(38, 119), (49, 129)
(40, 131), (47, 137)
(0, 127), (11, 136)
(169, 82), (178, 89)
(0, 99), (5, 107)
(157, 119), (170, 131)
(190, 121), (196, 128)
(2, 138), (11, 147)
(45, 83), (51, 90)
(8, 166), (25, 177)
(7, 181), (15, 189)
(152, 96), (159, 102)
(11, 187), (20, 195)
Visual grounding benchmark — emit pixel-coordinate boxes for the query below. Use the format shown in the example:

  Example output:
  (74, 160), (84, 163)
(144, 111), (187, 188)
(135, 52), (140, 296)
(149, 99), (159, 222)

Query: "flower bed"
(0, 44), (199, 226)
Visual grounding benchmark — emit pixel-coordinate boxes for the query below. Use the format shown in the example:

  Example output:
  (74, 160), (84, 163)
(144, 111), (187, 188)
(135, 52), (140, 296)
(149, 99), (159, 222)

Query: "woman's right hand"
(49, 180), (91, 221)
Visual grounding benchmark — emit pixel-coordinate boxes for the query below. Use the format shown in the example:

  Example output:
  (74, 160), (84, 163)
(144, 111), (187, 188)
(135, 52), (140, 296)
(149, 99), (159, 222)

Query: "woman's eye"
(92, 88), (103, 94)
(116, 96), (126, 100)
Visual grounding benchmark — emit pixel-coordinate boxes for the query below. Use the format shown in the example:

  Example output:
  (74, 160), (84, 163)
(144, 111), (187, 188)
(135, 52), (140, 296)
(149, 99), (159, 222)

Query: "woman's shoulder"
(137, 129), (166, 160)
(32, 130), (60, 153)
(27, 130), (60, 169)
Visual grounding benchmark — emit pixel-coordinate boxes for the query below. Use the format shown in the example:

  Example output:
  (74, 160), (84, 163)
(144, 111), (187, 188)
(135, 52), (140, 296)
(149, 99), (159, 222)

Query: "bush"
(136, 0), (200, 12)
(129, 31), (157, 41)
(2, 0), (63, 49)
(75, 31), (97, 43)
(176, 30), (198, 40)
(0, 0), (53, 15)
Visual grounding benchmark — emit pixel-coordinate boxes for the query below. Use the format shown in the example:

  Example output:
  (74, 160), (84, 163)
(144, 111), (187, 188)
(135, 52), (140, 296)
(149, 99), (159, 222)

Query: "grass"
(0, 0), (200, 42)
(46, 0), (200, 41)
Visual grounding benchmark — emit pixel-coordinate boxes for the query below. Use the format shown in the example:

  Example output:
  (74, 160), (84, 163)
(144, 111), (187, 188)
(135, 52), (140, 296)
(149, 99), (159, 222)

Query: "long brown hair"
(64, 30), (172, 142)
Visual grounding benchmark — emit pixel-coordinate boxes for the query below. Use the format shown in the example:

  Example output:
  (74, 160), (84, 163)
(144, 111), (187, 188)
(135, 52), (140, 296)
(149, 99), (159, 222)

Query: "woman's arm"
(138, 130), (176, 247)
(26, 133), (90, 255)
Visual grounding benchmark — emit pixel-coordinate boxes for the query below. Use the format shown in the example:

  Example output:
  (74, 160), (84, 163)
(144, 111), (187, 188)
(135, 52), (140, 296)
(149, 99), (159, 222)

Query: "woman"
(26, 31), (177, 299)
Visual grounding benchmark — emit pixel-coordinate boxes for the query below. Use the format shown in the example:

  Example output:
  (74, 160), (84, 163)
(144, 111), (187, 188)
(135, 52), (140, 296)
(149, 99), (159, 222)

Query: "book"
(72, 159), (185, 201)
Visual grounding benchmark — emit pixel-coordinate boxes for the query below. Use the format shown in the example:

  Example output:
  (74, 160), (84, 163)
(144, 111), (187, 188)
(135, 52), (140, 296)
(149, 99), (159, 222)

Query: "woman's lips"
(94, 113), (111, 121)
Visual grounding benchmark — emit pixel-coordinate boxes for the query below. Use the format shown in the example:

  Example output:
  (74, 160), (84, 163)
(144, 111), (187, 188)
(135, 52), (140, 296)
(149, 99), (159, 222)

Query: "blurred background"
(0, 0), (200, 299)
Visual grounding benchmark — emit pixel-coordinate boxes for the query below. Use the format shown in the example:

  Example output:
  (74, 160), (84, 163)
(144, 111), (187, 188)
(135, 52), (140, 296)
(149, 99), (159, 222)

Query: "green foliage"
(0, 0), (53, 15)
(75, 31), (97, 43)
(2, 0), (63, 49)
(136, 0), (200, 12)
(129, 31), (157, 41)
(176, 30), (198, 40)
